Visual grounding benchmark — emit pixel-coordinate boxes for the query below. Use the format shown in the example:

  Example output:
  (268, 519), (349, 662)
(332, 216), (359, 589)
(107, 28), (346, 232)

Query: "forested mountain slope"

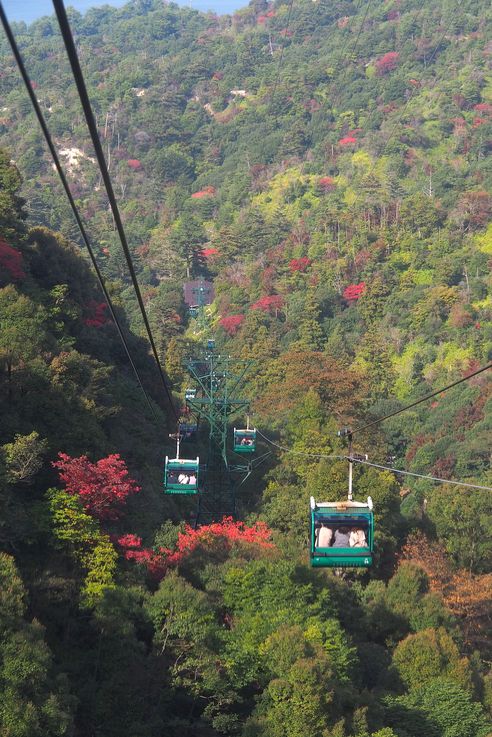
(0, 0), (491, 734)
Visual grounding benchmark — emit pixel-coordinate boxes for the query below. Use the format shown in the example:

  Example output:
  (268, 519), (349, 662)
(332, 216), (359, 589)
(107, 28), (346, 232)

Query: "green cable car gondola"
(310, 496), (374, 568)
(164, 456), (199, 494)
(233, 427), (257, 453)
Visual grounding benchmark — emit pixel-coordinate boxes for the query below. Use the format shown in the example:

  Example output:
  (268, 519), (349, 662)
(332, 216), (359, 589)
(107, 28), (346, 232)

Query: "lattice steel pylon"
(184, 341), (254, 524)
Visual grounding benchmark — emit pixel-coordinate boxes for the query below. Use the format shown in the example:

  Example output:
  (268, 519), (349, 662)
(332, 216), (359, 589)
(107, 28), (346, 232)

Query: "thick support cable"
(351, 362), (492, 435)
(0, 2), (159, 423)
(52, 0), (178, 420)
(351, 457), (492, 493)
(257, 430), (492, 492)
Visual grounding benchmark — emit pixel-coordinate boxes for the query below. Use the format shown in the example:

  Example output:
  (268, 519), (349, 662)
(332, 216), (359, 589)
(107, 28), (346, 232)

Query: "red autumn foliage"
(375, 51), (400, 75)
(118, 533), (142, 549)
(289, 257), (311, 272)
(473, 102), (492, 114)
(201, 247), (219, 258)
(191, 185), (216, 198)
(0, 239), (26, 281)
(472, 117), (486, 128)
(53, 453), (141, 520)
(165, 517), (274, 563)
(219, 314), (245, 335)
(318, 176), (336, 192)
(265, 10), (276, 17)
(250, 294), (284, 312)
(279, 28), (293, 37)
(408, 78), (421, 87)
(338, 136), (357, 146)
(119, 517), (274, 579)
(30, 80), (38, 90)
(84, 300), (108, 328)
(257, 15), (267, 23)
(337, 16), (349, 29)
(342, 282), (366, 301)
(127, 159), (142, 170)
(212, 71), (224, 80)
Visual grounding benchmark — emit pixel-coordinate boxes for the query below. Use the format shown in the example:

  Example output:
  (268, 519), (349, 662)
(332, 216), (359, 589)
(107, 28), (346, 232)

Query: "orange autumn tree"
(254, 350), (362, 422)
(400, 532), (492, 657)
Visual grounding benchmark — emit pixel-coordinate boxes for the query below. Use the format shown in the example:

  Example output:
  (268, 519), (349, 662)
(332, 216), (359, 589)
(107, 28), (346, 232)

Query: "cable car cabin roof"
(165, 456), (199, 470)
(311, 496), (373, 511)
(234, 428), (256, 436)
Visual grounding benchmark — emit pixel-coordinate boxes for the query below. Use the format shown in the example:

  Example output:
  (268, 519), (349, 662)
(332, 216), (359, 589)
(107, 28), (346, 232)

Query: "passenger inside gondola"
(316, 523), (333, 547)
(168, 471), (178, 484)
(314, 520), (369, 549)
(178, 473), (189, 484)
(332, 526), (350, 548)
(240, 437), (254, 446)
(349, 527), (367, 547)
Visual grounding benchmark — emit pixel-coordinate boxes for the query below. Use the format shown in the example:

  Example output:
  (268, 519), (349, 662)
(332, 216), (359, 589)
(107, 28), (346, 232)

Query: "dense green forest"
(0, 0), (491, 734)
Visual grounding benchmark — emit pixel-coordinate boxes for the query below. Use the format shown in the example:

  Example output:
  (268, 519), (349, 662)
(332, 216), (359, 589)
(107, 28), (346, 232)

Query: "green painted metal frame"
(181, 344), (255, 521)
(164, 456), (199, 494)
(184, 349), (252, 471)
(310, 507), (374, 568)
(233, 428), (257, 454)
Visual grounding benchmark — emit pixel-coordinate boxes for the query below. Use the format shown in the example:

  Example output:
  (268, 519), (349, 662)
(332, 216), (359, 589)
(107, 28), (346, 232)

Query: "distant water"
(3, 0), (244, 25)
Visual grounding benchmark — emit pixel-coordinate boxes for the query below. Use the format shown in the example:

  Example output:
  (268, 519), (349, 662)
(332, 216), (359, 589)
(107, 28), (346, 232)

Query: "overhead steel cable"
(0, 2), (159, 424)
(52, 0), (178, 420)
(351, 361), (492, 435)
(256, 430), (492, 492)
(350, 457), (492, 492)
(257, 429), (345, 460)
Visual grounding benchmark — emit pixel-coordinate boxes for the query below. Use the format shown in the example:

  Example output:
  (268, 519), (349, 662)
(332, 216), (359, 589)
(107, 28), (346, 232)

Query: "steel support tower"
(184, 343), (253, 524)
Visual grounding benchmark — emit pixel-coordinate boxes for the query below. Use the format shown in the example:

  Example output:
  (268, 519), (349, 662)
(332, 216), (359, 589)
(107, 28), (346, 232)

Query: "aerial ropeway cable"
(256, 428), (492, 493)
(0, 2), (160, 423)
(350, 361), (492, 436)
(52, 0), (178, 420)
